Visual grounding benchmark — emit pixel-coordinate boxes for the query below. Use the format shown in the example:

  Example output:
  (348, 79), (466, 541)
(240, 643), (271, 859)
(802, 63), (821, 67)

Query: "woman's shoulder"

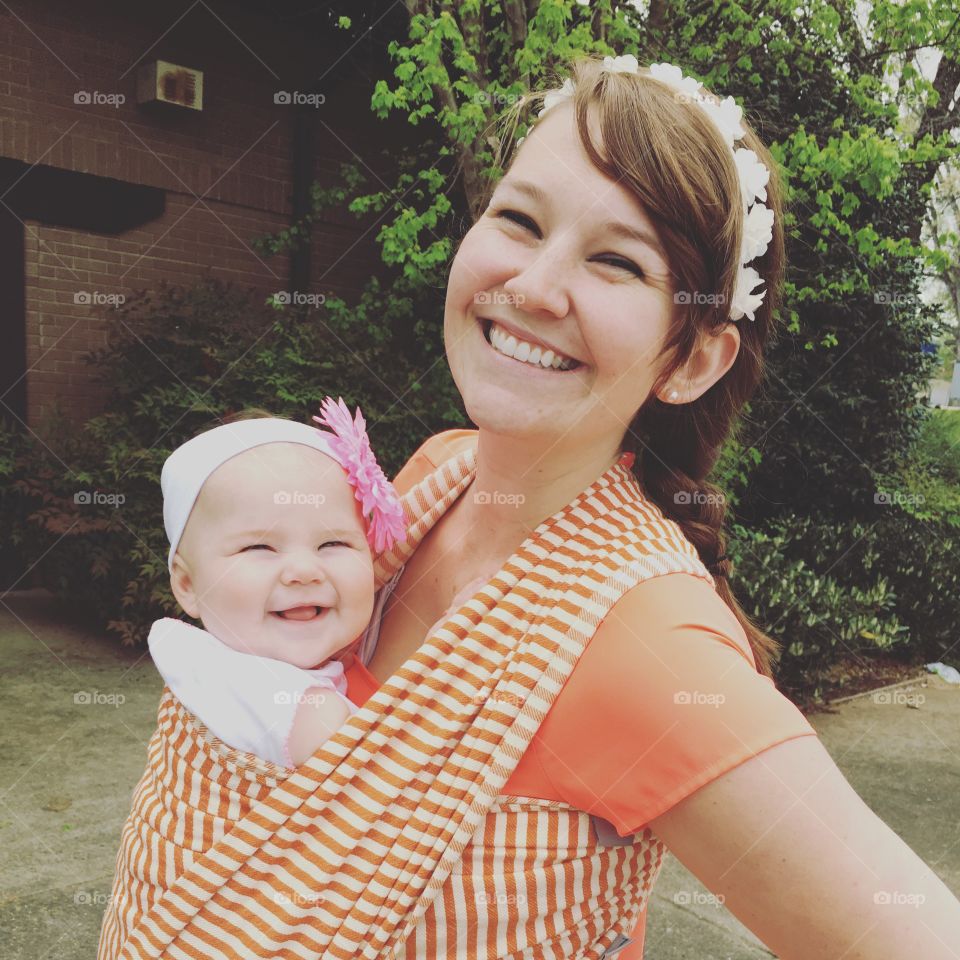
(560, 572), (765, 706)
(610, 572), (757, 666)
(531, 572), (817, 834)
(392, 429), (478, 495)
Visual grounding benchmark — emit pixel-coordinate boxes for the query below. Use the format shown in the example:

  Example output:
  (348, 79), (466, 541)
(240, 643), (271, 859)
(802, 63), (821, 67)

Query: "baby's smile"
(270, 604), (330, 623)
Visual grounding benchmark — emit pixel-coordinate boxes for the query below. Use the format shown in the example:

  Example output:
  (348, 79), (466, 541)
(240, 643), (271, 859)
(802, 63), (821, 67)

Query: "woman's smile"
(478, 316), (586, 375)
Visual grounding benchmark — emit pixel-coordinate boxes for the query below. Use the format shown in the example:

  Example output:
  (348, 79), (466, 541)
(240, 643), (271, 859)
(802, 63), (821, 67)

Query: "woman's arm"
(647, 734), (960, 959)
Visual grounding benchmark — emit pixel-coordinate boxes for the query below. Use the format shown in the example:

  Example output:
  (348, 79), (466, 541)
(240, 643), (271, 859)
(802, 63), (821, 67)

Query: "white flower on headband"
(731, 266), (766, 322)
(647, 62), (703, 101)
(698, 95), (746, 148)
(603, 54), (640, 74)
(528, 57), (774, 322)
(733, 147), (769, 206)
(538, 77), (576, 117)
(742, 202), (775, 263)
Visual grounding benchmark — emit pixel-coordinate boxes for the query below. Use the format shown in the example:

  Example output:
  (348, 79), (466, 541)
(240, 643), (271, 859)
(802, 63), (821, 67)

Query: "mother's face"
(444, 101), (677, 453)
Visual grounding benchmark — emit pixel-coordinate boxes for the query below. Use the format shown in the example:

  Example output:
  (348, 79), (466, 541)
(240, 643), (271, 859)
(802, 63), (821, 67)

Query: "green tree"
(258, 0), (960, 684)
(301, 1), (957, 522)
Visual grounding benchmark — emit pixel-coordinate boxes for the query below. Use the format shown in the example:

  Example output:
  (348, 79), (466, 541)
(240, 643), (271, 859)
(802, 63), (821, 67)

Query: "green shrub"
(874, 409), (960, 528)
(728, 492), (960, 699)
(727, 514), (909, 699)
(1, 277), (463, 644)
(0, 417), (34, 589)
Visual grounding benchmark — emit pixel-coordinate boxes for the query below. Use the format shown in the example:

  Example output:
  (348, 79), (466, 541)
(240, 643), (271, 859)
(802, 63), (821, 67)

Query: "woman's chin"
(462, 396), (556, 438)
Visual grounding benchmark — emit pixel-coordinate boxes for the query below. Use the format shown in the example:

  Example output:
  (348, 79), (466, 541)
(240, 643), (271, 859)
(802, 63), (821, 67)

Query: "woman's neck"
(454, 429), (623, 555)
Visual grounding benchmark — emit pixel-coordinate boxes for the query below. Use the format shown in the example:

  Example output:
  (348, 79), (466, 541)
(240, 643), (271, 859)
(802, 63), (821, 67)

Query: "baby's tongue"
(280, 606), (319, 621)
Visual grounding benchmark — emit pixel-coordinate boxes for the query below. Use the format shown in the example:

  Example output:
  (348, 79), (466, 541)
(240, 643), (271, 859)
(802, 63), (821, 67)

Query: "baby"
(147, 397), (406, 769)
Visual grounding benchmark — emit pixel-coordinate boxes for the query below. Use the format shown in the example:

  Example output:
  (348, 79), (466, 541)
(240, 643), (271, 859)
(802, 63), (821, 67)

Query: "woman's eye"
(497, 209), (644, 277)
(593, 255), (645, 278)
(496, 209), (539, 234)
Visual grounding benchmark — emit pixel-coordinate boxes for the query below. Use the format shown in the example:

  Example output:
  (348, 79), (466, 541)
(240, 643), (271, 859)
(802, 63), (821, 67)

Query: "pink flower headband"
(161, 400), (407, 573)
(312, 396), (408, 553)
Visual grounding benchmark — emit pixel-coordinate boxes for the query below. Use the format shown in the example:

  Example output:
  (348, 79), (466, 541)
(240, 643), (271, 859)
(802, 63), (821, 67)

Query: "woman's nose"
(503, 246), (571, 318)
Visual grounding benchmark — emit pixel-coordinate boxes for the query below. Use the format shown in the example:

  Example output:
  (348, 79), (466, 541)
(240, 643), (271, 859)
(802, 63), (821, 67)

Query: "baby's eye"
(320, 541), (349, 549)
(241, 543), (272, 552)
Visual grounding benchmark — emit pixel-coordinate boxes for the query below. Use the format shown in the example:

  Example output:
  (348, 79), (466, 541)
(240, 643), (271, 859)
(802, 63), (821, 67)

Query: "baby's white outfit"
(147, 617), (359, 769)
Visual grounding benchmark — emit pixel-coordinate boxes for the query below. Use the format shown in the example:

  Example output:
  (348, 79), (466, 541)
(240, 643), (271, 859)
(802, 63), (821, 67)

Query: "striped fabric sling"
(98, 442), (715, 959)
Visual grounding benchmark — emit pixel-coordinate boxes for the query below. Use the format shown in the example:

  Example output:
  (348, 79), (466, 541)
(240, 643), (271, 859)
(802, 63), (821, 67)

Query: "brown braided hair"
(485, 57), (786, 678)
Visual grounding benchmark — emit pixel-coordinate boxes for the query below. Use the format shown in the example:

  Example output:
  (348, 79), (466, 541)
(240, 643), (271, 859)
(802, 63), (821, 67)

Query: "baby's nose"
(279, 551), (327, 584)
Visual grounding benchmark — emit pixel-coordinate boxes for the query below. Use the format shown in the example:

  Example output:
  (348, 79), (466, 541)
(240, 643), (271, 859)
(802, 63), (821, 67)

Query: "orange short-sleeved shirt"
(344, 431), (818, 957)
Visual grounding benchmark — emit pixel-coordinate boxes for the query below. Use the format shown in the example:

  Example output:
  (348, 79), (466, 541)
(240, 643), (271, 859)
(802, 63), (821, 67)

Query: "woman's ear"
(673, 322), (741, 402)
(170, 554), (201, 619)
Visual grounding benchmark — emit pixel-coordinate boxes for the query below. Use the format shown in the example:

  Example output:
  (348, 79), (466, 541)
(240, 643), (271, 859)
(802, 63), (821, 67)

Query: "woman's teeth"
(486, 320), (579, 370)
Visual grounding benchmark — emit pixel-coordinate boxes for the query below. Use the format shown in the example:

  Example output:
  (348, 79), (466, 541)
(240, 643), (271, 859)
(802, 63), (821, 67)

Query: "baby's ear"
(170, 555), (200, 619)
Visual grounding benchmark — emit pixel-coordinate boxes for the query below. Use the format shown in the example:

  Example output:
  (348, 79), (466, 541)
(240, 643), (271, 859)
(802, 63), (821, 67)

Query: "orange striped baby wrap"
(98, 443), (713, 959)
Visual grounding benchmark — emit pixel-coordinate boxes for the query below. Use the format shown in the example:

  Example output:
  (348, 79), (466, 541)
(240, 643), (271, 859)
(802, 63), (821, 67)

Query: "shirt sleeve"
(391, 429), (479, 493)
(527, 572), (819, 836)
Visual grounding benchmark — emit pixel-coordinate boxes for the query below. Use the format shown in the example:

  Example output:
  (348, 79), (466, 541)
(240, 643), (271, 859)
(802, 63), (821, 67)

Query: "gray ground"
(1, 588), (957, 959)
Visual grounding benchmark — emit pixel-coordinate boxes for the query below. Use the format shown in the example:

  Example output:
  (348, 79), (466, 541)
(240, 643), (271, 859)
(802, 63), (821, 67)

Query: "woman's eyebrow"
(500, 178), (550, 205)
(596, 218), (667, 260)
(499, 178), (666, 259)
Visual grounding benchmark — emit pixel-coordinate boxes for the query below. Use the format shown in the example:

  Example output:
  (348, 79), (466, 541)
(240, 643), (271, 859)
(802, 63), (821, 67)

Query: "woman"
(342, 56), (960, 956)
(105, 56), (960, 960)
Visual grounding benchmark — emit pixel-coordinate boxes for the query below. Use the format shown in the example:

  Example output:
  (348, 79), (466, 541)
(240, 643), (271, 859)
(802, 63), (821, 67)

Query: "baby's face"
(172, 443), (375, 669)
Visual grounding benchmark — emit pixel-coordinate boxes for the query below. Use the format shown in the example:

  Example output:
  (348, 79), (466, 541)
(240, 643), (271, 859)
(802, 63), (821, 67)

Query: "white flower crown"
(521, 55), (774, 322)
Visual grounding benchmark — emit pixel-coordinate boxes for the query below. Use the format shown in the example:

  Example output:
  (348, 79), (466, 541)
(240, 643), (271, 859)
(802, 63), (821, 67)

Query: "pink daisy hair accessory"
(312, 396), (408, 553)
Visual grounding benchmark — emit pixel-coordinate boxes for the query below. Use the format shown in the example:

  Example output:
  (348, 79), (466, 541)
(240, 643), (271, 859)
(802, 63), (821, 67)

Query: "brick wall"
(1, 0), (405, 427)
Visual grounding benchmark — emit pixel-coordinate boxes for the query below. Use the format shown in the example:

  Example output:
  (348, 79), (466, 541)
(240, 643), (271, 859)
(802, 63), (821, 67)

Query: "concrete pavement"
(1, 588), (957, 959)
